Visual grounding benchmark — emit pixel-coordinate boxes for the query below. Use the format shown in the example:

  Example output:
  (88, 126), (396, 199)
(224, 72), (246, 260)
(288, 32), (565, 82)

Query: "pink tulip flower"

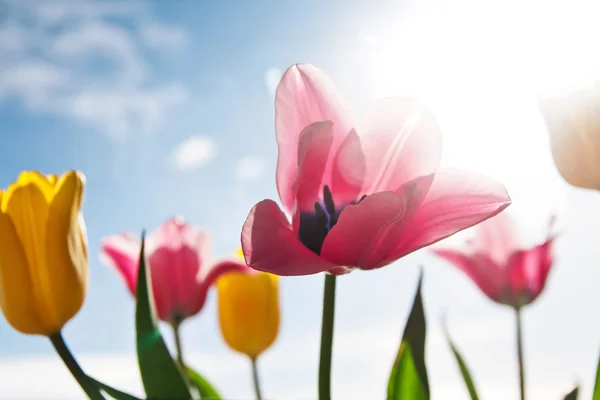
(241, 64), (512, 276)
(101, 217), (246, 324)
(433, 211), (556, 308)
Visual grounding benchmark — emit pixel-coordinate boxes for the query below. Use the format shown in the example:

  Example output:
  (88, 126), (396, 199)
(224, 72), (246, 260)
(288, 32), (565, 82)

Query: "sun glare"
(337, 0), (600, 227)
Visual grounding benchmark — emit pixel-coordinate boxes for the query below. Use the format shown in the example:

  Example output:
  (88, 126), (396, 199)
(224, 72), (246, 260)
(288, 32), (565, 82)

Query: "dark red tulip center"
(298, 185), (366, 255)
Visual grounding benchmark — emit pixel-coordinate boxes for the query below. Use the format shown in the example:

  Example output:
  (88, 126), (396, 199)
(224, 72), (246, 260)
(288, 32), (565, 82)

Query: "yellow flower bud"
(217, 261), (279, 358)
(0, 171), (88, 335)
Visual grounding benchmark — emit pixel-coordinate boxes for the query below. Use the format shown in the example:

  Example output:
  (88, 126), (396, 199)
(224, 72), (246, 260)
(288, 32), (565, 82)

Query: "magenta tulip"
(101, 217), (246, 323)
(241, 63), (511, 276)
(433, 211), (556, 308)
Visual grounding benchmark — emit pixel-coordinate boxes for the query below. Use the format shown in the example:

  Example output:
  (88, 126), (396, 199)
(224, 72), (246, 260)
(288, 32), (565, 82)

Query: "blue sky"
(1, 0), (600, 398)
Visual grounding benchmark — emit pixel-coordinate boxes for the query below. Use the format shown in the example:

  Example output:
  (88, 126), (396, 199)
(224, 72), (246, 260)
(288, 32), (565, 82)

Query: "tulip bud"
(0, 171), (88, 335)
(217, 257), (280, 358)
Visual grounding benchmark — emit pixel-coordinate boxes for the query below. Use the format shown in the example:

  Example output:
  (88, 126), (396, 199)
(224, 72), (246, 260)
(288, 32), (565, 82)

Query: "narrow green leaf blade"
(594, 350), (600, 400)
(442, 319), (479, 400)
(387, 270), (429, 400)
(563, 386), (579, 400)
(185, 366), (222, 400)
(135, 233), (191, 399)
(89, 377), (144, 400)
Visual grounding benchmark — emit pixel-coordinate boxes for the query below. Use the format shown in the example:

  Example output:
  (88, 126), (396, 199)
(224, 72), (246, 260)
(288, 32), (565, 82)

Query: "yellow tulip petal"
(3, 175), (55, 327)
(0, 213), (49, 334)
(44, 171), (88, 331)
(218, 271), (279, 357)
(2, 172), (55, 211)
(46, 174), (60, 187)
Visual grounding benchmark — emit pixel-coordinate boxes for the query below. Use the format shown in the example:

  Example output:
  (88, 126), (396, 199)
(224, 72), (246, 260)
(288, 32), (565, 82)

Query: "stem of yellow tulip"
(172, 319), (185, 368)
(516, 308), (526, 400)
(250, 356), (263, 400)
(318, 274), (336, 400)
(49, 332), (106, 400)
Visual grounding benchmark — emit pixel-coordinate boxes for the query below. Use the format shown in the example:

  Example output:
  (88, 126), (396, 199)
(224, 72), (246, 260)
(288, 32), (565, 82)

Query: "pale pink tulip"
(101, 217), (246, 323)
(241, 64), (511, 276)
(433, 211), (556, 308)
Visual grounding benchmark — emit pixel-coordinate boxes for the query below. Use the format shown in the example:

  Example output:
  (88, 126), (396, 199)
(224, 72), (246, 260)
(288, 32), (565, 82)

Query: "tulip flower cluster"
(0, 63), (597, 400)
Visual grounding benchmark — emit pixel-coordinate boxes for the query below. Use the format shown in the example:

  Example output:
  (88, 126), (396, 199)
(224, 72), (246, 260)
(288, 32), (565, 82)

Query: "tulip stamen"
(298, 185), (366, 255)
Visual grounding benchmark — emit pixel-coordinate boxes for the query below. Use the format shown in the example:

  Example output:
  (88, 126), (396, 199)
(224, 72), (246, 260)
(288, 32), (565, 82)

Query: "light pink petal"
(292, 121), (334, 211)
(189, 228), (212, 282)
(100, 233), (140, 296)
(321, 175), (433, 269)
(434, 249), (505, 302)
(382, 168), (511, 264)
(146, 216), (201, 253)
(241, 199), (338, 276)
(331, 129), (366, 206)
(358, 97), (443, 195)
(148, 243), (204, 322)
(275, 64), (353, 214)
(471, 210), (521, 265)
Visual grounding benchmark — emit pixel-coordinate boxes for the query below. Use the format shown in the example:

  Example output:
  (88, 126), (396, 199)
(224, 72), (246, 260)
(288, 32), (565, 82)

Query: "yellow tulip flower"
(217, 260), (279, 358)
(540, 86), (600, 189)
(0, 171), (88, 335)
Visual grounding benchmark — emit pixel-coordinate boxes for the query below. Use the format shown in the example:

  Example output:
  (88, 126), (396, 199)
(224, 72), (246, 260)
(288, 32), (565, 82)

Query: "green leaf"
(594, 350), (600, 400)
(89, 377), (144, 400)
(135, 232), (192, 399)
(387, 270), (429, 400)
(185, 366), (222, 400)
(441, 318), (479, 400)
(563, 386), (579, 400)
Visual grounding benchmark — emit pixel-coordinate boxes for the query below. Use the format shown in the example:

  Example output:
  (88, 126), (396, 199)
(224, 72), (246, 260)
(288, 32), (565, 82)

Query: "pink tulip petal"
(146, 217), (213, 322)
(148, 244), (203, 321)
(358, 97), (443, 195)
(204, 259), (250, 287)
(532, 238), (555, 295)
(434, 249), (504, 302)
(331, 129), (366, 206)
(506, 238), (554, 304)
(100, 233), (140, 295)
(146, 216), (202, 253)
(292, 121), (334, 211)
(275, 64), (353, 213)
(321, 175), (434, 269)
(382, 168), (511, 264)
(320, 191), (406, 268)
(472, 210), (521, 265)
(242, 199), (337, 276)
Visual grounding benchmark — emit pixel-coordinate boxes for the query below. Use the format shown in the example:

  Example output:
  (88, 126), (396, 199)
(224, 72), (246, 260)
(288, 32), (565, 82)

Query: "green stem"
(251, 356), (263, 400)
(318, 274), (337, 400)
(172, 320), (185, 368)
(516, 308), (526, 400)
(49, 332), (106, 400)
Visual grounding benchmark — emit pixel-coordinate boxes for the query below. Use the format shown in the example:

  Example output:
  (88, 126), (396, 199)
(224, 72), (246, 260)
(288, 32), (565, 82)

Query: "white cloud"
(171, 136), (217, 170)
(264, 67), (282, 96)
(139, 23), (189, 51)
(50, 22), (146, 84)
(0, 0), (189, 139)
(235, 156), (265, 181)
